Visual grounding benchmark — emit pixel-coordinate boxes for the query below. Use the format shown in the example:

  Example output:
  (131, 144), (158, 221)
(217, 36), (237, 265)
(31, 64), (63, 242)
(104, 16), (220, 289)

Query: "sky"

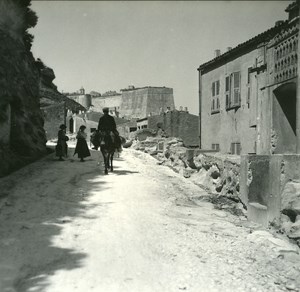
(30, 1), (291, 115)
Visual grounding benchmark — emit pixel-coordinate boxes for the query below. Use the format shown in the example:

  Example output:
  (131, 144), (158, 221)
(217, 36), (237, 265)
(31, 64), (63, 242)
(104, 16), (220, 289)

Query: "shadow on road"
(0, 149), (113, 292)
(112, 169), (139, 175)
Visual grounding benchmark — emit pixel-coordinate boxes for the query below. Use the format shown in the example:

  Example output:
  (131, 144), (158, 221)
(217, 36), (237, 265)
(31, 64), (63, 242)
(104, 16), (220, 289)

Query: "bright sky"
(31, 1), (291, 114)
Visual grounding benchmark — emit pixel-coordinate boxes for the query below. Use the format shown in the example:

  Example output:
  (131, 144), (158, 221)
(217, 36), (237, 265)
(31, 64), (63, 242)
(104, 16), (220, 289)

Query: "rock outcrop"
(37, 59), (85, 112)
(0, 0), (48, 177)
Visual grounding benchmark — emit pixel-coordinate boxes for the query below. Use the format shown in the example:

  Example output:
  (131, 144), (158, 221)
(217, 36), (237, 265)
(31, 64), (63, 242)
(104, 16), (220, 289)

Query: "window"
(231, 142), (241, 155)
(225, 72), (241, 110)
(211, 80), (220, 113)
(247, 68), (252, 108)
(212, 144), (220, 151)
(129, 127), (137, 132)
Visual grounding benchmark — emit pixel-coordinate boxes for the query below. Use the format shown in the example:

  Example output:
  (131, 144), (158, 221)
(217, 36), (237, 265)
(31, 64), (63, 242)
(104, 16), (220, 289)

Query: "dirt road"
(0, 148), (299, 292)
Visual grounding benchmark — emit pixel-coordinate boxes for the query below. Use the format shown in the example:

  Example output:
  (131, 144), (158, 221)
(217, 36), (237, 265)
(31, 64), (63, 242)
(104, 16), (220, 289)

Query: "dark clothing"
(98, 114), (122, 151)
(74, 131), (91, 159)
(90, 130), (100, 149)
(56, 129), (69, 157)
(97, 114), (117, 131)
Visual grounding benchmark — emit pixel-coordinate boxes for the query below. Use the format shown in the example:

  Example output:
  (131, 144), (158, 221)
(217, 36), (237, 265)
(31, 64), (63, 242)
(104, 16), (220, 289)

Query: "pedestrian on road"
(56, 124), (69, 161)
(74, 125), (91, 162)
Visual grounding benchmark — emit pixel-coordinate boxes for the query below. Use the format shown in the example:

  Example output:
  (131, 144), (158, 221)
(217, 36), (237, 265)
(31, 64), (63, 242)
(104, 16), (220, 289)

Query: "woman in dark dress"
(74, 125), (91, 162)
(56, 124), (69, 161)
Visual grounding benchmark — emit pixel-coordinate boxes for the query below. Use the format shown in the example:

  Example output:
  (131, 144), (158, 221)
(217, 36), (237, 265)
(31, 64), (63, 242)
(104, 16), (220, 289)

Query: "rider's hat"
(102, 107), (109, 113)
(59, 124), (67, 129)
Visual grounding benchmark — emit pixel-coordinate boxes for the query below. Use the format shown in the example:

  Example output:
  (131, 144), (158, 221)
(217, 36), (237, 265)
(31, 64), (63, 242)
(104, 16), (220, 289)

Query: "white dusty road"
(0, 148), (300, 292)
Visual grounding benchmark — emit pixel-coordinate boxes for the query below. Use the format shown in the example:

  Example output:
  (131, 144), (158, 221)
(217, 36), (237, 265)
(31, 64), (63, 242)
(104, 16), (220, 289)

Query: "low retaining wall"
(132, 137), (241, 201)
(240, 154), (300, 241)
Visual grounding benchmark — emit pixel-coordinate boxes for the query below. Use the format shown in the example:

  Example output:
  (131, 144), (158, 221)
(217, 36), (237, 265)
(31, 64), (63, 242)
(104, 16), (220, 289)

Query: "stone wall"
(240, 154), (300, 242)
(119, 87), (175, 119)
(92, 94), (122, 112)
(132, 137), (241, 201)
(0, 0), (47, 177)
(148, 111), (199, 147)
(42, 103), (65, 140)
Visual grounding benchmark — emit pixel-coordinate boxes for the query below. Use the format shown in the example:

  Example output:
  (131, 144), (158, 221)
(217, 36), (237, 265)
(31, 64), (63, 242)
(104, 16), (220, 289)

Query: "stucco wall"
(201, 49), (260, 154)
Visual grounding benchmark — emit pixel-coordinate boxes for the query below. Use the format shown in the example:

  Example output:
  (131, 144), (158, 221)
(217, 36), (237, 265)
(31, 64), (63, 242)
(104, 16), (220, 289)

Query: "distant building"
(91, 90), (122, 115)
(198, 2), (298, 155)
(119, 86), (175, 119)
(147, 109), (199, 147)
(137, 117), (148, 130)
(67, 87), (92, 109)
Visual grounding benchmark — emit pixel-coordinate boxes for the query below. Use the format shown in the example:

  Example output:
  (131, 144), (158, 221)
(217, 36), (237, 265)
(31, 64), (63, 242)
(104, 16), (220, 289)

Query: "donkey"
(99, 130), (119, 174)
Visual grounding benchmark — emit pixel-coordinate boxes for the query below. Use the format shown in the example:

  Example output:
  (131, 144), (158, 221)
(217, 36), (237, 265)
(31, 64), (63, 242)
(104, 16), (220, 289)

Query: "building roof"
(198, 20), (288, 73)
(120, 86), (172, 92)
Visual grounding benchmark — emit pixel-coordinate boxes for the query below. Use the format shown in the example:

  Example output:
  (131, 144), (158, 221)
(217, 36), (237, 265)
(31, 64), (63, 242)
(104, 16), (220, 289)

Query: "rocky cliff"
(37, 58), (86, 113)
(0, 0), (47, 177)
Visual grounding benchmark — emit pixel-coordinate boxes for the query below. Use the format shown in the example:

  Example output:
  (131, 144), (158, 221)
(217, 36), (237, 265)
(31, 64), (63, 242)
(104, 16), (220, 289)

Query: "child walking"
(74, 125), (91, 162)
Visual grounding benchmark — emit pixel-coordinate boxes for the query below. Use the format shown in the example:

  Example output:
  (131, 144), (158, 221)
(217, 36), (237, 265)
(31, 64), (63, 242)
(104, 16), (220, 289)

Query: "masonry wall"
(148, 111), (199, 146)
(42, 103), (65, 140)
(119, 87), (175, 119)
(92, 95), (122, 112)
(261, 24), (298, 155)
(201, 49), (261, 154)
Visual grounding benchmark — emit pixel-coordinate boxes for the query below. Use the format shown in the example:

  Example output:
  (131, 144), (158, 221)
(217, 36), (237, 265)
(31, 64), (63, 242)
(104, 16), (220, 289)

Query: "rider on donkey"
(97, 107), (122, 151)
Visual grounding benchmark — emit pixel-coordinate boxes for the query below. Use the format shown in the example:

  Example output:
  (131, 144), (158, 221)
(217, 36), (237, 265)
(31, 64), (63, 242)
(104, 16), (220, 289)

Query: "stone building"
(198, 1), (300, 229)
(147, 109), (199, 147)
(91, 91), (122, 116)
(119, 86), (175, 119)
(68, 85), (175, 120)
(67, 87), (92, 110)
(197, 20), (292, 155)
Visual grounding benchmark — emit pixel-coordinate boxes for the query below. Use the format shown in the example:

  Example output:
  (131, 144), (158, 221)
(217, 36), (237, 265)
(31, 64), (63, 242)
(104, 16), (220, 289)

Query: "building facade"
(119, 86), (175, 119)
(198, 3), (298, 155)
(91, 91), (122, 115)
(147, 110), (199, 147)
(67, 87), (92, 110)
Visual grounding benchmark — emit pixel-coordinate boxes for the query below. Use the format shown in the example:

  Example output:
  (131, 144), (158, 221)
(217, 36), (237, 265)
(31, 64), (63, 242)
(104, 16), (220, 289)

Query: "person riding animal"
(98, 107), (122, 174)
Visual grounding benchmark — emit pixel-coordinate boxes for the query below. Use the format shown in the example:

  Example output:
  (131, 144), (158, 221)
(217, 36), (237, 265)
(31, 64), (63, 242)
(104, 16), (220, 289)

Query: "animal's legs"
(110, 152), (114, 172)
(101, 149), (109, 175)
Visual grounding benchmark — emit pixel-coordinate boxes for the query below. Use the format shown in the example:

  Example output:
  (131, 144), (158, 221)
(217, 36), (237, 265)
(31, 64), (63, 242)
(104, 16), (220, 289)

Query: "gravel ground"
(0, 147), (299, 292)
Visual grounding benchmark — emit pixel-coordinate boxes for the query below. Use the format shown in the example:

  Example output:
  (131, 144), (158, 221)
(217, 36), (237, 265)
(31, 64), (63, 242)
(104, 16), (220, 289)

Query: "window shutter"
(232, 72), (241, 105)
(225, 76), (230, 92)
(236, 143), (241, 155)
